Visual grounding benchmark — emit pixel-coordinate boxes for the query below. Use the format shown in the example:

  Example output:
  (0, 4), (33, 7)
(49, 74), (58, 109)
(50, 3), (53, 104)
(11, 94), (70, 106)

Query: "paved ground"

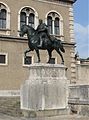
(0, 98), (89, 120)
(0, 113), (89, 120)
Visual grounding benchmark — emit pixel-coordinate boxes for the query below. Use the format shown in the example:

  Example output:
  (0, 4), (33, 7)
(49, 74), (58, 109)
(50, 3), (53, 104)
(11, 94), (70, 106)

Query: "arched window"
(20, 12), (26, 27)
(47, 16), (52, 34)
(18, 6), (38, 33)
(0, 8), (6, 29)
(0, 2), (10, 35)
(20, 7), (35, 29)
(29, 13), (34, 27)
(54, 17), (59, 35)
(47, 12), (60, 35)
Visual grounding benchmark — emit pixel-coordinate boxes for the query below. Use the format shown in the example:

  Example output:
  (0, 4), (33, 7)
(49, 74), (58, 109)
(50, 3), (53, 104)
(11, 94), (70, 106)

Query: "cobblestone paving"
(0, 113), (89, 120)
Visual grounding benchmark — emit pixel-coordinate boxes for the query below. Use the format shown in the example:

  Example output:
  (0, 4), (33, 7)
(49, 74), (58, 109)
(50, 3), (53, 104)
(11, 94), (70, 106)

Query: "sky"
(73, 0), (89, 58)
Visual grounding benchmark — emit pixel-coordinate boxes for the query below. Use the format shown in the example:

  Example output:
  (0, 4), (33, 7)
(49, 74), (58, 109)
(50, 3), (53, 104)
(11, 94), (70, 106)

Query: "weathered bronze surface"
(19, 23), (65, 64)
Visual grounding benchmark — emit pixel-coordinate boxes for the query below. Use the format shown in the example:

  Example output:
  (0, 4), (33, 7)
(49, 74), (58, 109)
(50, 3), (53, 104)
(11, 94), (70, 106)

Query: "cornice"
(38, 0), (77, 4)
(0, 35), (76, 46)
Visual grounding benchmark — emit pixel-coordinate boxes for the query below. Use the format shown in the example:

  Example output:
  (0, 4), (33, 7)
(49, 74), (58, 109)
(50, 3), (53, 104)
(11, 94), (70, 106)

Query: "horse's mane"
(26, 25), (36, 31)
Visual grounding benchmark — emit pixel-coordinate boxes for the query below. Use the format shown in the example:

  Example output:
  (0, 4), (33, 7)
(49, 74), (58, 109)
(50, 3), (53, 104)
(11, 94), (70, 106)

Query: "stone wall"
(76, 59), (89, 84)
(69, 85), (89, 116)
(0, 97), (23, 117)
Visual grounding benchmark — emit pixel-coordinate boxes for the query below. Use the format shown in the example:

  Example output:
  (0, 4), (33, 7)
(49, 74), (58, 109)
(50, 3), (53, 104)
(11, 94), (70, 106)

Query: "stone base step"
(22, 108), (69, 118)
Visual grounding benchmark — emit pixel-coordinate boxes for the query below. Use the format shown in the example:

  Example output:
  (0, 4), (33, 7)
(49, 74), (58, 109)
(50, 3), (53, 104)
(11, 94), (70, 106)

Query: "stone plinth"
(20, 63), (69, 114)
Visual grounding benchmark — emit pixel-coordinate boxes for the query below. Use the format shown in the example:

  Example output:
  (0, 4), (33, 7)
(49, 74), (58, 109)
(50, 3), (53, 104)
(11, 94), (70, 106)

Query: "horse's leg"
(55, 48), (64, 64)
(24, 48), (31, 58)
(47, 50), (52, 63)
(35, 48), (40, 63)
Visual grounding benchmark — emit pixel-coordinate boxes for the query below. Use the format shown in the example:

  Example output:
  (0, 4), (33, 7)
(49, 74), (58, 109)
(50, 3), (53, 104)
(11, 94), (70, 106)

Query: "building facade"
(76, 58), (89, 85)
(0, 0), (76, 90)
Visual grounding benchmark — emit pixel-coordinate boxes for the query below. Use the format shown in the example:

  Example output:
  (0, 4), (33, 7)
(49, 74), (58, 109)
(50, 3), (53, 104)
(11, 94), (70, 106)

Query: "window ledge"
(50, 34), (64, 40)
(0, 63), (8, 66)
(50, 34), (64, 37)
(0, 28), (11, 31)
(0, 29), (11, 35)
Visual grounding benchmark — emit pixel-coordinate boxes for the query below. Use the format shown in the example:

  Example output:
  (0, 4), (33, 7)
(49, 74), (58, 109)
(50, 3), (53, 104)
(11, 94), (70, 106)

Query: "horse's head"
(19, 25), (35, 37)
(19, 25), (28, 37)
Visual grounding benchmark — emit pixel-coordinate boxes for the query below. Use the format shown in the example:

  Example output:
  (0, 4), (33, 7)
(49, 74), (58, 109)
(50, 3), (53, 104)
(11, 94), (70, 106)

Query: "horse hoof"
(61, 62), (64, 65)
(36, 60), (40, 63)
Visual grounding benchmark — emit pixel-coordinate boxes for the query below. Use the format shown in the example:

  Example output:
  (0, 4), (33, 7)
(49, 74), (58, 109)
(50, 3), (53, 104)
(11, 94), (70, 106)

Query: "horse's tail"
(53, 38), (65, 53)
(59, 41), (65, 53)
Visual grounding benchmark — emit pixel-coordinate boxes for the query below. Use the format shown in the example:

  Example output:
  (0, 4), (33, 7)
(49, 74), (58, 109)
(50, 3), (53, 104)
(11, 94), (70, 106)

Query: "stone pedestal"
(20, 63), (69, 117)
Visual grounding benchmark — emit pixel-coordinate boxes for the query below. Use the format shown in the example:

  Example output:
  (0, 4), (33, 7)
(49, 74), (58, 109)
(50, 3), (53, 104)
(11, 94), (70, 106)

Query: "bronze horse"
(19, 25), (65, 64)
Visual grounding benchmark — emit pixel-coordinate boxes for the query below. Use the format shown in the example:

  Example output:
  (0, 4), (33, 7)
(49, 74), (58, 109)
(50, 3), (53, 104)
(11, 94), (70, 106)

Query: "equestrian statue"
(19, 19), (65, 64)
